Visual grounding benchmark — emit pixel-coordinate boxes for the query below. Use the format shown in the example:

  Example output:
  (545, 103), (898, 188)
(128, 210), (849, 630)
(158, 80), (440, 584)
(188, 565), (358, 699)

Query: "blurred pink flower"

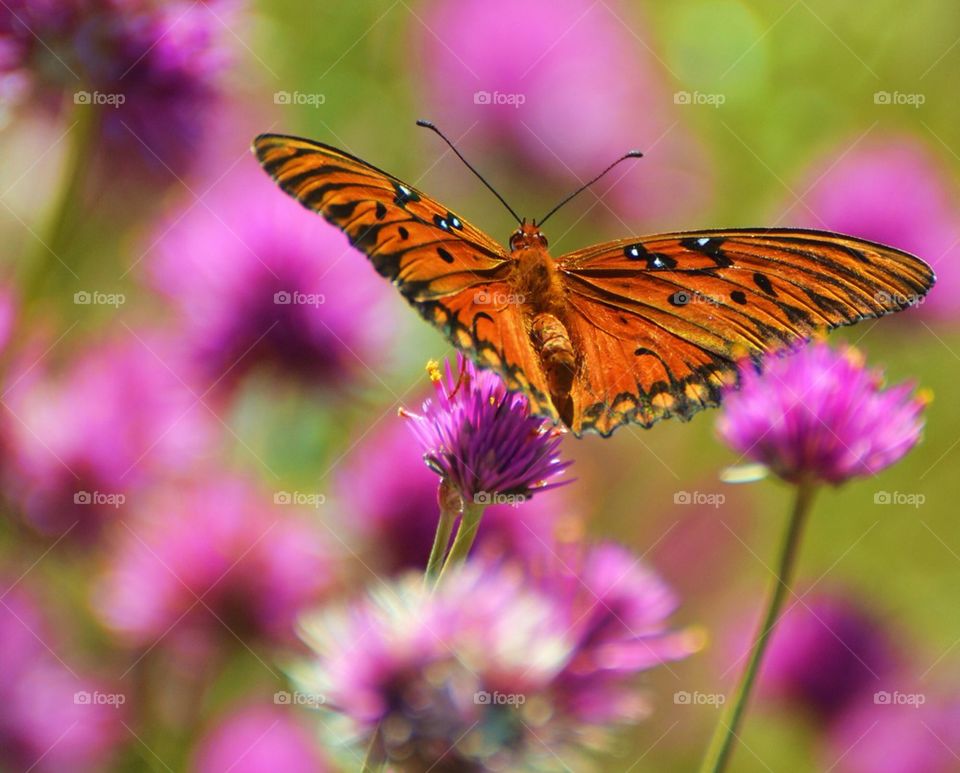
(2, 332), (214, 541)
(420, 0), (713, 226)
(717, 342), (926, 485)
(191, 704), (328, 773)
(825, 693), (960, 773)
(296, 544), (693, 770)
(0, 581), (123, 773)
(336, 416), (568, 574)
(147, 165), (396, 394)
(787, 137), (959, 320)
(94, 476), (335, 650)
(0, 0), (232, 176)
(759, 593), (899, 725)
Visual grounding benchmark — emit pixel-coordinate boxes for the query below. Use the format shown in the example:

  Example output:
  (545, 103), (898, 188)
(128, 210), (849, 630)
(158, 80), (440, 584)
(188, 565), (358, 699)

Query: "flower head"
(759, 593), (898, 724)
(403, 355), (571, 503)
(296, 544), (693, 771)
(419, 0), (713, 223)
(94, 476), (335, 651)
(0, 0), (230, 175)
(336, 414), (569, 574)
(0, 579), (123, 773)
(1, 331), (214, 541)
(825, 693), (960, 773)
(192, 704), (330, 773)
(717, 342), (926, 485)
(147, 166), (395, 393)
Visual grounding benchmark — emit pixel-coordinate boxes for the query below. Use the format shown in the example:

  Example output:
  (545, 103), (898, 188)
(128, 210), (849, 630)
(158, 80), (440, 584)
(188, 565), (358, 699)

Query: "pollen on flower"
(426, 359), (442, 382)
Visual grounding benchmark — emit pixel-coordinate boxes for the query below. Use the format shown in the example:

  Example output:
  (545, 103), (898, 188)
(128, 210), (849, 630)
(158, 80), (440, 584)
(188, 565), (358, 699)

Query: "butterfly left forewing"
(557, 228), (934, 436)
(254, 134), (556, 417)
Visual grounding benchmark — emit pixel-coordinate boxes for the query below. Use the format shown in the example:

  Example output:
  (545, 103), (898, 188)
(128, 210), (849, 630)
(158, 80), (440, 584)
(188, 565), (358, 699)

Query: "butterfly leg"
(531, 312), (577, 427)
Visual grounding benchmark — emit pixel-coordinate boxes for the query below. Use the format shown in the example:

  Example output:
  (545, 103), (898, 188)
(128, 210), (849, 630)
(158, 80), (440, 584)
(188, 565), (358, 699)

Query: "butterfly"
(253, 124), (935, 437)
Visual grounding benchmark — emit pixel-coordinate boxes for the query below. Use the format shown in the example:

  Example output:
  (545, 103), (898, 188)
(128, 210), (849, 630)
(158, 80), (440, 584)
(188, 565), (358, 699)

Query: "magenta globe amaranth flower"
(825, 693), (960, 773)
(336, 415), (569, 574)
(717, 342), (927, 484)
(1, 332), (214, 541)
(147, 165), (395, 393)
(0, 579), (123, 773)
(759, 593), (898, 724)
(94, 476), (334, 651)
(0, 0), (231, 176)
(403, 355), (571, 504)
(192, 704), (329, 773)
(295, 545), (694, 771)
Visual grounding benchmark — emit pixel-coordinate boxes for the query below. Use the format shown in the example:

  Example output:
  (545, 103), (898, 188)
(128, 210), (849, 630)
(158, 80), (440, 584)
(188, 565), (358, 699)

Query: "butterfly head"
(509, 220), (549, 252)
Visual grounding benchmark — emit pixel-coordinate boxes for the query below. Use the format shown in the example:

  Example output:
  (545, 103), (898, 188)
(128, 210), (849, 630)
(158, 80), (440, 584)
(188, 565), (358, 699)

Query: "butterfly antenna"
(537, 150), (643, 227)
(416, 119), (523, 225)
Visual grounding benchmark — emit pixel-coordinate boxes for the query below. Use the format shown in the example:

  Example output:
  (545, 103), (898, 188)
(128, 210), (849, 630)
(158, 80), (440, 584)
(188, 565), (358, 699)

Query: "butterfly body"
(253, 133), (935, 438)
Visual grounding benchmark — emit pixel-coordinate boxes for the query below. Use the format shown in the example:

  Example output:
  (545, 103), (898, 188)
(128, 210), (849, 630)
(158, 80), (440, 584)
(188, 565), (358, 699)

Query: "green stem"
(699, 481), (818, 773)
(360, 721), (384, 773)
(436, 502), (486, 584)
(425, 504), (458, 585)
(19, 98), (100, 308)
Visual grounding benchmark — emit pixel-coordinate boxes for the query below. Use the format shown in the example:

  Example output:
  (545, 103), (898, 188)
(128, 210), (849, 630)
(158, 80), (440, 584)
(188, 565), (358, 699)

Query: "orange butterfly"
(253, 123), (935, 437)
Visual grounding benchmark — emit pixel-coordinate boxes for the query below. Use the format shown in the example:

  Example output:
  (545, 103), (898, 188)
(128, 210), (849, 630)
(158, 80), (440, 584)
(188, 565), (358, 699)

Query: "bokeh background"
(1, 0), (959, 771)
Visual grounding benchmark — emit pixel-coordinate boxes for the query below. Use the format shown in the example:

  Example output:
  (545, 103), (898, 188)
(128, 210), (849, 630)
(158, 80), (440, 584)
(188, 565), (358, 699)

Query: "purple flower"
(1, 331), (214, 541)
(789, 137), (960, 320)
(403, 355), (571, 504)
(824, 693), (960, 773)
(94, 476), (335, 650)
(759, 593), (898, 724)
(0, 580), (123, 773)
(717, 341), (926, 485)
(295, 543), (693, 770)
(191, 704), (330, 773)
(147, 165), (395, 393)
(419, 0), (714, 224)
(0, 0), (230, 175)
(336, 415), (570, 574)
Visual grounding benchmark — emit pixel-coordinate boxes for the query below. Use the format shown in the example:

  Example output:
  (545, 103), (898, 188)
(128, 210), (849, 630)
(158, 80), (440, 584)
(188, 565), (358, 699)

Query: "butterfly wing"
(557, 228), (935, 436)
(253, 134), (556, 418)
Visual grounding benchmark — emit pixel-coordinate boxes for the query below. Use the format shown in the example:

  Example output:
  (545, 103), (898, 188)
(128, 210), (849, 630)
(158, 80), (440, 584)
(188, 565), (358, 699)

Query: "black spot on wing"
(730, 290), (748, 305)
(436, 247), (455, 264)
(681, 236), (732, 268)
(753, 272), (776, 295)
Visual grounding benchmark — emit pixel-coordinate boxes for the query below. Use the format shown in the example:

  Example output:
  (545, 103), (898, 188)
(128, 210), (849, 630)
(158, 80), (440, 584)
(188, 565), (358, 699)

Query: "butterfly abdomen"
(531, 312), (576, 426)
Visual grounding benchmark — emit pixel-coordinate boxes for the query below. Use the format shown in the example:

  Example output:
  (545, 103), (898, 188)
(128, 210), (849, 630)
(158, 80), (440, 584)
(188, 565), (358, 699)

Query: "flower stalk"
(699, 481), (818, 773)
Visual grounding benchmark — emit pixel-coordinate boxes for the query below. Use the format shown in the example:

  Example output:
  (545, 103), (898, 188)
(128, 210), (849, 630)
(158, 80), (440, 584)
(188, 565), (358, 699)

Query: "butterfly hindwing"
(557, 229), (934, 436)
